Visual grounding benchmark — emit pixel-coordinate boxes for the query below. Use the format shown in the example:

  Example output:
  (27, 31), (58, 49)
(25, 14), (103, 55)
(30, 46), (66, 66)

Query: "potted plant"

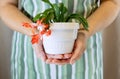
(23, 0), (88, 55)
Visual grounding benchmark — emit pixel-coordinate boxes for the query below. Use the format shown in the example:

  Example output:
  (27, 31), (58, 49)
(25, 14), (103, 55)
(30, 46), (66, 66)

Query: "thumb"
(32, 43), (47, 61)
(70, 40), (84, 64)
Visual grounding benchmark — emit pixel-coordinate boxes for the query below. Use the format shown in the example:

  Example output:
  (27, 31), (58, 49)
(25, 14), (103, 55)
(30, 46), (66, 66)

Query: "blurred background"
(0, 13), (120, 79)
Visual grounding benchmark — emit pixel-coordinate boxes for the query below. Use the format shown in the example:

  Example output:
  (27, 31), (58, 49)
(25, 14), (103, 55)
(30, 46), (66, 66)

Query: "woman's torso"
(20, 0), (100, 18)
(11, 0), (103, 79)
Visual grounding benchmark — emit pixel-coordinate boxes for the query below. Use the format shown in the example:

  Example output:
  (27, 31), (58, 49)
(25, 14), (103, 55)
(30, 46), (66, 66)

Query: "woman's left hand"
(70, 32), (88, 64)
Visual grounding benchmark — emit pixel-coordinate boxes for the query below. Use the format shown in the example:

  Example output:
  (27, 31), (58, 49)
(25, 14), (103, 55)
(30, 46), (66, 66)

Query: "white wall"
(0, 20), (13, 79)
(0, 13), (120, 79)
(103, 13), (120, 79)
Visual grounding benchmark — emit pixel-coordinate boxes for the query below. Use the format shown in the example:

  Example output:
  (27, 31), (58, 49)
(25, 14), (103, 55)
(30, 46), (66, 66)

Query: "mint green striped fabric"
(11, 0), (103, 79)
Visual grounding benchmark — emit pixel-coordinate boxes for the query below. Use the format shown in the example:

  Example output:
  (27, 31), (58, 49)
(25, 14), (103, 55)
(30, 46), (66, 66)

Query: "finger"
(46, 58), (53, 64)
(32, 44), (41, 58)
(71, 47), (85, 64)
(47, 53), (72, 59)
(38, 40), (47, 61)
(47, 54), (64, 59)
(63, 53), (72, 59)
(46, 59), (70, 65)
(52, 59), (70, 65)
(32, 43), (47, 61)
(70, 41), (84, 64)
(40, 50), (47, 61)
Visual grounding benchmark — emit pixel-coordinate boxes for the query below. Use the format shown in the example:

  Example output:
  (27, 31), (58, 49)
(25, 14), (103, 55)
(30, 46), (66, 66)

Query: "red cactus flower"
(40, 29), (46, 35)
(45, 30), (51, 36)
(22, 19), (51, 45)
(31, 34), (39, 44)
(22, 22), (32, 28)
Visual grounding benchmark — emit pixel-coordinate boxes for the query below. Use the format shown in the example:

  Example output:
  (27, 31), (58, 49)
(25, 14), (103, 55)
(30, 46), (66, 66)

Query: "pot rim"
(50, 22), (80, 30)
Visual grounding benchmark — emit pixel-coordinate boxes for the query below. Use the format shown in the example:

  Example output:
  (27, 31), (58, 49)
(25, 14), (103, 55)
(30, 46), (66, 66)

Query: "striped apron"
(11, 0), (103, 79)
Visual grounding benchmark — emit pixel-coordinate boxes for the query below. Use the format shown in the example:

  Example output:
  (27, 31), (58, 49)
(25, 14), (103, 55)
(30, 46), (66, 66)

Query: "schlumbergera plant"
(22, 0), (88, 44)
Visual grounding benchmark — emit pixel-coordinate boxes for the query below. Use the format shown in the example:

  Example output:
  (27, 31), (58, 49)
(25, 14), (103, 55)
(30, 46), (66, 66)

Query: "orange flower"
(22, 22), (32, 28)
(43, 23), (49, 29)
(45, 30), (51, 36)
(31, 34), (39, 44)
(40, 29), (46, 35)
(22, 19), (51, 44)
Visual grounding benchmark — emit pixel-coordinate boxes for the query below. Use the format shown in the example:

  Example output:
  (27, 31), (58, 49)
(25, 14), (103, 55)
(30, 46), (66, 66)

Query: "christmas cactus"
(22, 0), (88, 44)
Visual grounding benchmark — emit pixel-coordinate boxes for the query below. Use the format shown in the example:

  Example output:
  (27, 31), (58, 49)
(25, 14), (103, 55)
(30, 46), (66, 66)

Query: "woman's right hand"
(32, 39), (47, 61)
(32, 39), (72, 65)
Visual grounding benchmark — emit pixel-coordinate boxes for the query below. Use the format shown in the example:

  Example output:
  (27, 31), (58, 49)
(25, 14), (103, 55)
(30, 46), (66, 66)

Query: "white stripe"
(72, 64), (76, 79)
(11, 32), (16, 79)
(24, 36), (28, 79)
(41, 1), (46, 12)
(83, 0), (87, 18)
(42, 61), (47, 79)
(32, 0), (38, 17)
(23, 0), (27, 9)
(11, 32), (16, 60)
(88, 0), (92, 14)
(33, 51), (40, 79)
(50, 64), (56, 79)
(73, 0), (78, 13)
(15, 32), (19, 79)
(96, 33), (100, 79)
(58, 65), (62, 79)
(84, 51), (89, 79)
(91, 37), (95, 79)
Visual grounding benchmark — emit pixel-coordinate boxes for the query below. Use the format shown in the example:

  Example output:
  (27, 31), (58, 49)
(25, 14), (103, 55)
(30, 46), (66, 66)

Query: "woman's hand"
(32, 38), (72, 65)
(46, 53), (72, 65)
(70, 31), (88, 64)
(32, 40), (47, 61)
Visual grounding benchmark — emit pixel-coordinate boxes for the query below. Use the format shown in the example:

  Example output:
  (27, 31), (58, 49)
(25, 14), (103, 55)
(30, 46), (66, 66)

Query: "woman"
(0, 0), (120, 79)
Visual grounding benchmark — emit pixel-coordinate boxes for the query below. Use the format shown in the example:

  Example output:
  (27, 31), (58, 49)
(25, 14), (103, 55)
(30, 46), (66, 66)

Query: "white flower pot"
(43, 23), (79, 54)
